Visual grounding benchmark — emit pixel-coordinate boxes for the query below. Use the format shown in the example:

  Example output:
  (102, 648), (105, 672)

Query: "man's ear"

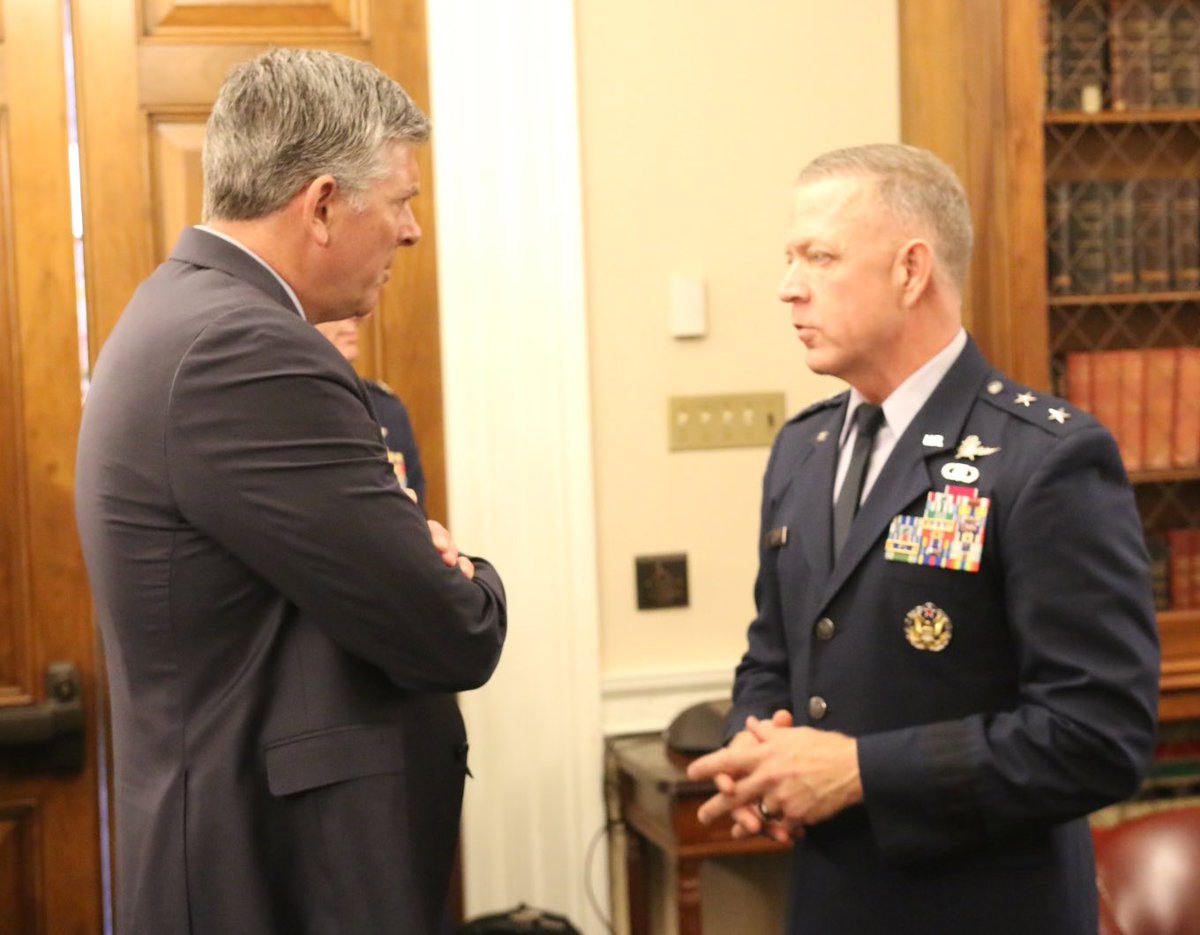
(894, 238), (935, 306)
(301, 175), (339, 247)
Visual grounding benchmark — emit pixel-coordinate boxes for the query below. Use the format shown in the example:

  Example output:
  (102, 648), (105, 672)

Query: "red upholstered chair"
(1093, 807), (1200, 935)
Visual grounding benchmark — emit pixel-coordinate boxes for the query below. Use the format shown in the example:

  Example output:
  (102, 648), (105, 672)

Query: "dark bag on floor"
(458, 903), (582, 934)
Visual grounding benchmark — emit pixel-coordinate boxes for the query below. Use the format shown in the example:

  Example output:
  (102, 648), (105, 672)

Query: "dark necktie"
(832, 403), (885, 558)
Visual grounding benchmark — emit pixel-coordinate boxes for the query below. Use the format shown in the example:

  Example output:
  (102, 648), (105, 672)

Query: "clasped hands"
(686, 709), (863, 843)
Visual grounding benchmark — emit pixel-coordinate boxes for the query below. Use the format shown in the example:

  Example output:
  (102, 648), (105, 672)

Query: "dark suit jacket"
(730, 338), (1159, 935)
(75, 228), (507, 935)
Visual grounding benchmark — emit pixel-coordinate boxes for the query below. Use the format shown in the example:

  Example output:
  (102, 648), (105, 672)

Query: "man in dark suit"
(317, 317), (427, 505)
(687, 144), (1159, 934)
(74, 48), (506, 935)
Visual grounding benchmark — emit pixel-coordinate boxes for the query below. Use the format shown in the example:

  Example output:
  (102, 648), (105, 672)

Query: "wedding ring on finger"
(756, 800), (781, 823)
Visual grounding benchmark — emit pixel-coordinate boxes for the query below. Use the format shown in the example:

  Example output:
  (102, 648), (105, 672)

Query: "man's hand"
(687, 711), (863, 840)
(427, 520), (475, 579)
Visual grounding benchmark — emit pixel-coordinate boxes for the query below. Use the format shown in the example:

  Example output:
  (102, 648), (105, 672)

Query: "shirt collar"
(841, 327), (968, 445)
(194, 225), (307, 320)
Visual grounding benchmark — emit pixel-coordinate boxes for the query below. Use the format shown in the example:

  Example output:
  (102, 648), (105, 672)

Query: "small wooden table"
(607, 734), (791, 935)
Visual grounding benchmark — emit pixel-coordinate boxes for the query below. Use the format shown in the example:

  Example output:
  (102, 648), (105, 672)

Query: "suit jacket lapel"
(819, 339), (991, 607)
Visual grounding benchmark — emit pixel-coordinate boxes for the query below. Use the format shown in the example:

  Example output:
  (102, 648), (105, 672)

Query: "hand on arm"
(427, 519), (475, 580)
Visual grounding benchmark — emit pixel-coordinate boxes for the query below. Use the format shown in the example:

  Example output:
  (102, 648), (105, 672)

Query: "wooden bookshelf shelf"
(1049, 290), (1200, 307)
(1129, 467), (1200, 485)
(1046, 108), (1200, 124)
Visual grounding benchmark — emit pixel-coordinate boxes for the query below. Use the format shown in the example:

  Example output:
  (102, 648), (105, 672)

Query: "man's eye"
(808, 250), (832, 264)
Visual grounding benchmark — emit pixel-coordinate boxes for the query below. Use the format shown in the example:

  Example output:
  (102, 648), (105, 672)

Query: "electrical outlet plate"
(635, 553), (689, 610)
(668, 392), (786, 451)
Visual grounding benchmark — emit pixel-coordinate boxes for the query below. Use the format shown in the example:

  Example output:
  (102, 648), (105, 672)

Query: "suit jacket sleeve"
(164, 306), (505, 692)
(857, 422), (1159, 863)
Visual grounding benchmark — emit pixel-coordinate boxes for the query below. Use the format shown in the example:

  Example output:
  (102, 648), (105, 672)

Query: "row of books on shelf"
(1155, 527), (1200, 610)
(1047, 0), (1200, 112)
(1063, 348), (1200, 472)
(1046, 178), (1200, 296)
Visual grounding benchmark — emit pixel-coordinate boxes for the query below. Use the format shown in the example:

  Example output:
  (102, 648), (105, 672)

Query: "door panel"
(75, 0), (448, 520)
(0, 0), (103, 932)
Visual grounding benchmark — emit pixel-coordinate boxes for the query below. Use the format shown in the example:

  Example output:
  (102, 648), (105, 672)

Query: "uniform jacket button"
(815, 617), (836, 641)
(808, 696), (828, 721)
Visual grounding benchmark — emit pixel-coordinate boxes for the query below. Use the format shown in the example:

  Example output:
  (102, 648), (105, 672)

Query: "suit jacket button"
(814, 617), (836, 641)
(808, 696), (828, 721)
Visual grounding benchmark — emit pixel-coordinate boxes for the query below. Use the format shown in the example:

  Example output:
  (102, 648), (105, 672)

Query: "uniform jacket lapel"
(819, 339), (991, 608)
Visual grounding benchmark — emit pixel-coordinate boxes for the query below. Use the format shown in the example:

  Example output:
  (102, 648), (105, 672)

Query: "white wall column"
(426, 3), (607, 931)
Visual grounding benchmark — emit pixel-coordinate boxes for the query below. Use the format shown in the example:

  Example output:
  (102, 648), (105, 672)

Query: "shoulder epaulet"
(785, 392), (846, 427)
(366, 378), (398, 398)
(977, 374), (1088, 436)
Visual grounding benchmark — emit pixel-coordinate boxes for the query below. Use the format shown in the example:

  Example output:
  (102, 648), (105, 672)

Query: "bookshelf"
(899, 0), (1200, 722)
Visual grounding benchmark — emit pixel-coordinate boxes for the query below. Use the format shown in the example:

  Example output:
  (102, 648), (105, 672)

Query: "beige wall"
(577, 1), (902, 678)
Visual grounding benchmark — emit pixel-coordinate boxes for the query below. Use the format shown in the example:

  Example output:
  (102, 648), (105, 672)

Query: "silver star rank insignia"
(954, 434), (1000, 461)
(1014, 392), (1036, 407)
(1047, 407), (1070, 424)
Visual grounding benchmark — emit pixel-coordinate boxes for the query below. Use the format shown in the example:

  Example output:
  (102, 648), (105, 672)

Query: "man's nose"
(778, 262), (808, 303)
(398, 206), (421, 246)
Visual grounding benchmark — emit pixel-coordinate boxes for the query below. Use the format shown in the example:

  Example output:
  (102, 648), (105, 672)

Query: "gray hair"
(202, 48), (430, 221)
(797, 143), (974, 292)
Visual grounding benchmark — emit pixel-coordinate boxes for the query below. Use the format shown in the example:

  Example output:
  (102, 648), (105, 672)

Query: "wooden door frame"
(1, 0), (104, 931)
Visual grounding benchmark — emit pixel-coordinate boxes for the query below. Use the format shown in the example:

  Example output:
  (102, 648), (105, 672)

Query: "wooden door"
(0, 0), (105, 932)
(0, 2), (443, 932)
(72, 0), (448, 519)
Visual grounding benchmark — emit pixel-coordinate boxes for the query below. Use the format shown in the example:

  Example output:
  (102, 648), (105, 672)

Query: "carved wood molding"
(143, 0), (365, 40)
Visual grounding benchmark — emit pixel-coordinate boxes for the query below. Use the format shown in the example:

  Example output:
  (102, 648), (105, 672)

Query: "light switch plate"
(668, 392), (786, 450)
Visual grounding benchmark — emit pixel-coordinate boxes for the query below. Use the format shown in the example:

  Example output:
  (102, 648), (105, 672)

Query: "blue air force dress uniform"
(729, 336), (1159, 935)
(364, 379), (426, 506)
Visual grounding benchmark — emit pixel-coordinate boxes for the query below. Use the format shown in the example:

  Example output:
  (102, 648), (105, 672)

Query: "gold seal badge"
(904, 602), (952, 652)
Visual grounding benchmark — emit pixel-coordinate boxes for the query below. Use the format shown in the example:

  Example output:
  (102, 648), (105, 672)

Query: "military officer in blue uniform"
(688, 144), (1159, 935)
(317, 318), (427, 505)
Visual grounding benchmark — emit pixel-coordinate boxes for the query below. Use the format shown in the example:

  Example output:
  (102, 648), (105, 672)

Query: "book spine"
(1150, 11), (1175, 106)
(1091, 350), (1124, 456)
(1134, 179), (1172, 293)
(1169, 527), (1192, 609)
(1118, 349), (1146, 471)
(1169, 5), (1200, 107)
(1046, 1), (1067, 110)
(1143, 347), (1178, 471)
(1061, 0), (1110, 110)
(1111, 0), (1154, 110)
(1065, 351), (1094, 413)
(1171, 177), (1200, 292)
(1107, 181), (1137, 293)
(1191, 529), (1200, 611)
(1147, 531), (1171, 612)
(1173, 347), (1200, 469)
(1047, 181), (1074, 295)
(1071, 181), (1110, 294)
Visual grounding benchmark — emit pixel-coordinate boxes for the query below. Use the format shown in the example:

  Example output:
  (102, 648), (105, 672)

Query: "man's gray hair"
(797, 143), (974, 292)
(202, 48), (430, 221)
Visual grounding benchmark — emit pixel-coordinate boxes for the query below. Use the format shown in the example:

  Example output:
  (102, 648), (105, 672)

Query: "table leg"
(677, 857), (702, 935)
(625, 827), (650, 935)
